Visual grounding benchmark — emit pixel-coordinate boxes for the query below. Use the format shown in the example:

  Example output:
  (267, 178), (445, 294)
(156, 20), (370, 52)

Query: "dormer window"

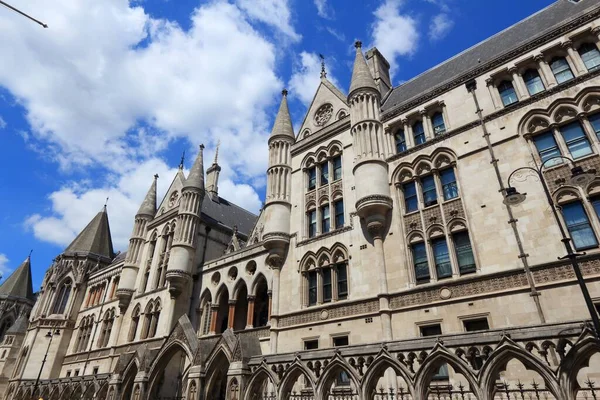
(395, 129), (407, 152)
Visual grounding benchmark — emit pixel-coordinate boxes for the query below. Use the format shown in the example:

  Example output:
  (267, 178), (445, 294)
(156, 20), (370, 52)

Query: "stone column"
(508, 67), (527, 100)
(403, 119), (414, 149)
(209, 304), (218, 335)
(227, 300), (236, 330)
(562, 41), (586, 76)
(534, 54), (556, 88)
(368, 222), (393, 341)
(246, 296), (255, 329)
(486, 79), (502, 109)
(269, 266), (280, 353)
(420, 110), (433, 140)
(267, 290), (273, 321)
(316, 270), (323, 305)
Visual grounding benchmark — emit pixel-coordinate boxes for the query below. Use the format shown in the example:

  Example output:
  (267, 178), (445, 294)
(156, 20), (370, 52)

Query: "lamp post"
(503, 155), (600, 336)
(32, 329), (60, 400)
(0, 1), (47, 28)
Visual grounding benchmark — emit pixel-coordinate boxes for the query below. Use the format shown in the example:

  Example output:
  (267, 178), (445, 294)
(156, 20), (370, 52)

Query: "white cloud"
(0, 254), (10, 280)
(288, 52), (341, 107)
(429, 13), (454, 41)
(236, 0), (301, 42)
(371, 0), (419, 77)
(314, 0), (333, 19)
(0, 116), (5, 129)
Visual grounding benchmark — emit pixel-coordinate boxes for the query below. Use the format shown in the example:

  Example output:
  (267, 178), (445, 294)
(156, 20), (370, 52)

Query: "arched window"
(550, 57), (574, 83)
(98, 309), (115, 348)
(395, 129), (407, 153)
(561, 201), (598, 250)
(141, 302), (153, 339)
(412, 121), (426, 145)
(431, 112), (446, 136)
(149, 301), (161, 338)
(411, 241), (430, 283)
(303, 247), (349, 307)
(52, 278), (72, 315)
(200, 297), (212, 336)
(523, 69), (545, 95)
(128, 306), (141, 342)
(498, 80), (518, 106)
(578, 43), (600, 72)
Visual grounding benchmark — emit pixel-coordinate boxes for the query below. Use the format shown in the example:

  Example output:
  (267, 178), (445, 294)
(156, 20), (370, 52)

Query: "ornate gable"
(297, 79), (349, 141)
(156, 170), (185, 217)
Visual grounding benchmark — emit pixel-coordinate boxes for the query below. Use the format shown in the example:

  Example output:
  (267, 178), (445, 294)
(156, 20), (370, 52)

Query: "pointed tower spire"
(270, 89), (295, 140)
(137, 174), (158, 217)
(213, 140), (220, 165)
(183, 145), (205, 190)
(319, 54), (327, 79)
(0, 255), (34, 301)
(64, 206), (114, 259)
(207, 141), (222, 199)
(179, 150), (186, 170)
(349, 40), (378, 95)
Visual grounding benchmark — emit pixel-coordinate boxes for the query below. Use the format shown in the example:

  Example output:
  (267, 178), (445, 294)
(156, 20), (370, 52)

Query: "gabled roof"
(382, 0), (600, 114)
(157, 169), (186, 214)
(296, 77), (349, 139)
(64, 206), (114, 259)
(0, 256), (34, 301)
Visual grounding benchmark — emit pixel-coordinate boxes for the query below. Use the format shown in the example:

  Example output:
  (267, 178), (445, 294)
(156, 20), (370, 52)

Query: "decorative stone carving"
(320, 310), (329, 320)
(168, 191), (179, 208)
(314, 104), (334, 127)
(439, 287), (452, 300)
(527, 117), (550, 134)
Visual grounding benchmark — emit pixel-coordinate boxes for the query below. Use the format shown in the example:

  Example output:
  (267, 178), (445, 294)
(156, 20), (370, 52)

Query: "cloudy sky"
(0, 0), (555, 288)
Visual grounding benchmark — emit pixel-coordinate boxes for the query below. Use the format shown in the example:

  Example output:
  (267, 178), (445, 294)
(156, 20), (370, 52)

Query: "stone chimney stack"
(366, 47), (392, 97)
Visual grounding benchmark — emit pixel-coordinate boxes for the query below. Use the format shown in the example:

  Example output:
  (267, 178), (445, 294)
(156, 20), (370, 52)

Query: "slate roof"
(381, 0), (600, 114)
(201, 195), (258, 237)
(0, 256), (34, 301)
(6, 314), (29, 334)
(64, 207), (115, 259)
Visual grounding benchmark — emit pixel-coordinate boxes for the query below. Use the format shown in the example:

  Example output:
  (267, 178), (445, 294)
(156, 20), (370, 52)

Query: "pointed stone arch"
(361, 350), (416, 399)
(278, 359), (317, 400)
(551, 104), (580, 124)
(300, 252), (318, 272)
(553, 185), (582, 205)
(250, 272), (269, 295)
(204, 344), (233, 400)
(315, 353), (361, 398)
(558, 329), (600, 400)
(232, 279), (249, 301)
(245, 364), (278, 400)
(479, 339), (561, 400)
(414, 345), (482, 399)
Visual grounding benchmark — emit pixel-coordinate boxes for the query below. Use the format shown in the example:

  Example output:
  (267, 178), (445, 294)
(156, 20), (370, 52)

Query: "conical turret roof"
(64, 206), (114, 259)
(137, 175), (158, 217)
(0, 256), (34, 301)
(349, 41), (378, 95)
(270, 89), (295, 140)
(183, 145), (206, 190)
(6, 313), (29, 334)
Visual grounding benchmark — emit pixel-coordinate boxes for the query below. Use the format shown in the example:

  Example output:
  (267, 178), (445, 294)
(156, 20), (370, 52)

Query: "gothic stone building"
(5, 0), (600, 399)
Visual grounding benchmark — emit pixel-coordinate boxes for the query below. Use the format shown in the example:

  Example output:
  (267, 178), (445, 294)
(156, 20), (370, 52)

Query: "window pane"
(440, 169), (458, 200)
(432, 238), (452, 279)
(308, 271), (318, 306)
(560, 121), (593, 159)
(432, 112), (446, 135)
(412, 242), (430, 282)
(463, 318), (489, 332)
(333, 156), (342, 180)
(395, 129), (407, 153)
(579, 43), (600, 72)
(321, 205), (330, 233)
(592, 197), (600, 222)
(421, 176), (437, 207)
(308, 167), (316, 190)
(498, 81), (518, 106)
(533, 132), (561, 166)
(337, 264), (348, 300)
(322, 267), (332, 303)
(420, 324), (442, 337)
(308, 210), (317, 238)
(413, 121), (426, 145)
(590, 113), (600, 140)
(550, 58), (574, 83)
(523, 69), (545, 95)
(320, 162), (329, 186)
(453, 231), (476, 274)
(335, 200), (344, 228)
(562, 202), (598, 250)
(403, 181), (418, 212)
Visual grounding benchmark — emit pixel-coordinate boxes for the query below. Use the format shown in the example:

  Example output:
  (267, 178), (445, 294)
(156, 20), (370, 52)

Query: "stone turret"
(116, 175), (157, 310)
(262, 89), (294, 268)
(166, 145), (206, 299)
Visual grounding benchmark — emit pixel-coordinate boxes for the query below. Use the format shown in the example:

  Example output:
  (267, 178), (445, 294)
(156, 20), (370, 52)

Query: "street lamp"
(0, 1), (48, 28)
(31, 329), (60, 400)
(504, 155), (600, 336)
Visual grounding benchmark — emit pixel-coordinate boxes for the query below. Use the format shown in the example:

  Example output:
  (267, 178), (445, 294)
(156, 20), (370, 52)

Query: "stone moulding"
(354, 195), (393, 211)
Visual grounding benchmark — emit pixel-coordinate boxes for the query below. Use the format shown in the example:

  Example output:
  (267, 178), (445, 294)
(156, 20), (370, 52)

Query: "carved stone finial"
(355, 40), (362, 49)
(281, 89), (288, 97)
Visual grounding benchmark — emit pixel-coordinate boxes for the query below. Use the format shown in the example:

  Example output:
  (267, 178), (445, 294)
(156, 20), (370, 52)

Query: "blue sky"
(0, 0), (556, 290)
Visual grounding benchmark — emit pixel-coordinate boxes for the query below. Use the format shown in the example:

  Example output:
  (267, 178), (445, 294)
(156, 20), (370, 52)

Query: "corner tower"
(116, 175), (157, 310)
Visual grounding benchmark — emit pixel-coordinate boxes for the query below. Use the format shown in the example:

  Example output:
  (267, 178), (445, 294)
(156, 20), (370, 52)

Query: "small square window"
(74, 369), (80, 377)
(304, 339), (319, 350)
(66, 370), (71, 377)
(420, 324), (442, 337)
(93, 366), (99, 374)
(595, 303), (600, 315)
(463, 318), (490, 332)
(333, 336), (349, 347)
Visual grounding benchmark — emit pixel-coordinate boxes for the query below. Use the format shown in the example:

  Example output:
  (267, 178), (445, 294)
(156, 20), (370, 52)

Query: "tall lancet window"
(52, 278), (72, 315)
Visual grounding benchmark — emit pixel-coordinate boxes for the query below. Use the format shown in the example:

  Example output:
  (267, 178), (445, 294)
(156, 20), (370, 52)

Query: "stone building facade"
(4, 0), (600, 399)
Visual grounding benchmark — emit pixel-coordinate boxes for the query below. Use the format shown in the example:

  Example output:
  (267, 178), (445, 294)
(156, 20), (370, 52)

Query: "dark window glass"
(533, 132), (561, 166)
(336, 371), (351, 386)
(420, 324), (442, 337)
(550, 57), (574, 83)
(412, 242), (430, 283)
(308, 271), (318, 306)
(562, 201), (598, 250)
(523, 69), (545, 95)
(320, 162), (329, 186)
(422, 175), (437, 207)
(591, 196), (600, 222)
(321, 205), (330, 234)
(395, 129), (407, 152)
(453, 231), (476, 274)
(498, 80), (518, 106)
(560, 121), (593, 159)
(308, 210), (317, 238)
(579, 43), (600, 72)
(403, 181), (418, 212)
(463, 318), (490, 332)
(432, 238), (452, 279)
(304, 340), (319, 350)
(308, 167), (316, 190)
(337, 263), (348, 300)
(334, 200), (344, 228)
(440, 169), (458, 200)
(322, 267), (332, 303)
(432, 112), (446, 135)
(333, 336), (349, 347)
(333, 156), (342, 180)
(590, 113), (600, 140)
(413, 121), (426, 145)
